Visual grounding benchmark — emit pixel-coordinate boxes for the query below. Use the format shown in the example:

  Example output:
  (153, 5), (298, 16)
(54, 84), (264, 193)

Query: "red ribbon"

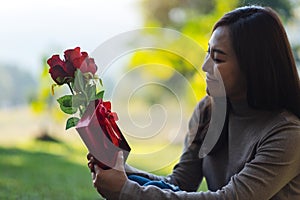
(96, 100), (121, 146)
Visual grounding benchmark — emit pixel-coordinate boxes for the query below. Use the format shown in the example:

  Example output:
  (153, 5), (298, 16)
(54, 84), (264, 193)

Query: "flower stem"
(67, 83), (75, 95)
(67, 82), (84, 116)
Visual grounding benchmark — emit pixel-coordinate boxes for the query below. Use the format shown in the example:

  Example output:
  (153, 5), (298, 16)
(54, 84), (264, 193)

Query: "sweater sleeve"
(120, 117), (300, 200)
(164, 97), (211, 191)
(124, 164), (164, 181)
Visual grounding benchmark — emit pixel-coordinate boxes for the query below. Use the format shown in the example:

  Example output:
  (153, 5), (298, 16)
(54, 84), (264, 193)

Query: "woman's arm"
(119, 121), (300, 200)
(124, 164), (164, 181)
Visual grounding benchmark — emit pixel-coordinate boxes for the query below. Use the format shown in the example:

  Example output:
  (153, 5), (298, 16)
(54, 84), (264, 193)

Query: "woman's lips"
(206, 75), (218, 82)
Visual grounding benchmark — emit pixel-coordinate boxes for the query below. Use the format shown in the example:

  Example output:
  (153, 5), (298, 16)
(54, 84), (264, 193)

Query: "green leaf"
(60, 104), (78, 115)
(57, 95), (73, 107)
(99, 78), (103, 86)
(95, 90), (104, 100)
(65, 117), (80, 130)
(57, 95), (78, 114)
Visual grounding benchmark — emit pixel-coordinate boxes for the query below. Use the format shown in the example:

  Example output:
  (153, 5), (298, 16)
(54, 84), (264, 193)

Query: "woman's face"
(202, 26), (247, 101)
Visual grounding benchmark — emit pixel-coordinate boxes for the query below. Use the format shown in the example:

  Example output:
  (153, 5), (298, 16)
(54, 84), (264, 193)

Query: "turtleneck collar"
(228, 99), (263, 117)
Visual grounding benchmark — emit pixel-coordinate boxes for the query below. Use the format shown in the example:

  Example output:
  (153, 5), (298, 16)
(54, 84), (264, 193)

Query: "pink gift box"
(76, 99), (131, 169)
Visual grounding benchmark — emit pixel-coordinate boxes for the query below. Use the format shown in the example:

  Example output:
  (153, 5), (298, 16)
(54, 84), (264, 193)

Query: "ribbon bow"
(96, 99), (121, 146)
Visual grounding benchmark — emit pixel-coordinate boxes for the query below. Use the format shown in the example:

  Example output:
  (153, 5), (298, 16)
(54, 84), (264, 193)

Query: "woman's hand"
(88, 151), (127, 200)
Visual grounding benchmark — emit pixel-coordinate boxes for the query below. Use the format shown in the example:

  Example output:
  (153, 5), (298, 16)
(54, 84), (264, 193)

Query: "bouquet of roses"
(47, 47), (130, 169)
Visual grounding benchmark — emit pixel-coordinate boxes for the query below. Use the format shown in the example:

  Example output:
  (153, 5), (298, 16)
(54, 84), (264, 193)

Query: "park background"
(0, 0), (299, 199)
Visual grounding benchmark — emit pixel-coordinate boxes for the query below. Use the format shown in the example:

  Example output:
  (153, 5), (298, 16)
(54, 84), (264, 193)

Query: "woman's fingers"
(114, 151), (124, 171)
(94, 164), (101, 174)
(87, 156), (96, 172)
(93, 164), (104, 188)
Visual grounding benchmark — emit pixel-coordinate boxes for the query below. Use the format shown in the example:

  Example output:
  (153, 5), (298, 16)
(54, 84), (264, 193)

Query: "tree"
(30, 57), (66, 139)
(140, 0), (294, 29)
(128, 0), (239, 103)
(129, 0), (296, 102)
(0, 65), (37, 107)
(239, 0), (294, 20)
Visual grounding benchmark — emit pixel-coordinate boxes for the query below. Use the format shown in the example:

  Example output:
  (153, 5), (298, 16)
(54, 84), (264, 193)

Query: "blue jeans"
(128, 175), (181, 192)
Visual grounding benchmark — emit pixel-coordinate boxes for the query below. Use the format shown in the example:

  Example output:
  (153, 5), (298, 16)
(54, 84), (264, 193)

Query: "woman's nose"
(202, 55), (213, 74)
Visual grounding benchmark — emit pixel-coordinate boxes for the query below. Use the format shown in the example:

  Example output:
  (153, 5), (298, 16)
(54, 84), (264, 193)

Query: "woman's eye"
(213, 58), (223, 63)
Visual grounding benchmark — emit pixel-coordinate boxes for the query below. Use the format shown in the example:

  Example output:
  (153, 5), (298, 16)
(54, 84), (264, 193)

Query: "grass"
(0, 138), (207, 199)
(0, 140), (100, 199)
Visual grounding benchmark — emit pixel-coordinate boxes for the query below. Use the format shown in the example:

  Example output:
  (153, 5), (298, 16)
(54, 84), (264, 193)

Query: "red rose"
(72, 51), (88, 71)
(64, 47), (82, 77)
(47, 47), (98, 85)
(47, 55), (74, 85)
(72, 51), (98, 75)
(64, 47), (81, 61)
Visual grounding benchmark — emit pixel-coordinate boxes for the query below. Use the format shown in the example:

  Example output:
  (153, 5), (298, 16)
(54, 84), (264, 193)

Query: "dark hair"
(213, 6), (300, 118)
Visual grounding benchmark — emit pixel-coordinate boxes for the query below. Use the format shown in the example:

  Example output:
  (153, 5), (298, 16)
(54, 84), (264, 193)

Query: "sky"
(1, 0), (299, 78)
(0, 0), (142, 76)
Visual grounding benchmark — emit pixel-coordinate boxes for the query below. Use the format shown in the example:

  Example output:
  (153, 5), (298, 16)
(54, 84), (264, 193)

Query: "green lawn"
(0, 139), (207, 199)
(0, 141), (100, 199)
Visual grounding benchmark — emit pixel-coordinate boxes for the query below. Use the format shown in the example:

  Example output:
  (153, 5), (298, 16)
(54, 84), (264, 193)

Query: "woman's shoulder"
(256, 110), (300, 168)
(278, 110), (300, 126)
(266, 110), (300, 133)
(259, 110), (300, 145)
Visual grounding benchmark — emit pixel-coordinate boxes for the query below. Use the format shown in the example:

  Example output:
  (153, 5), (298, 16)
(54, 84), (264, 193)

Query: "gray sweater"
(121, 96), (300, 200)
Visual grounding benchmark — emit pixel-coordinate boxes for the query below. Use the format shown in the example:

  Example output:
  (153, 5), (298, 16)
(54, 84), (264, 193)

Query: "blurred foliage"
(141, 0), (294, 28)
(239, 0), (294, 21)
(128, 0), (239, 104)
(128, 0), (296, 104)
(294, 45), (300, 66)
(0, 65), (37, 108)
(30, 57), (66, 126)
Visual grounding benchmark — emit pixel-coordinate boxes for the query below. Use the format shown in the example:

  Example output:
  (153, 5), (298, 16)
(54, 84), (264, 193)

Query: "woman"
(88, 6), (300, 199)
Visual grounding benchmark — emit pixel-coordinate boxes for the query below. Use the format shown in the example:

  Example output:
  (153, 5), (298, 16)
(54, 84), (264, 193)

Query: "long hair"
(213, 6), (300, 118)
